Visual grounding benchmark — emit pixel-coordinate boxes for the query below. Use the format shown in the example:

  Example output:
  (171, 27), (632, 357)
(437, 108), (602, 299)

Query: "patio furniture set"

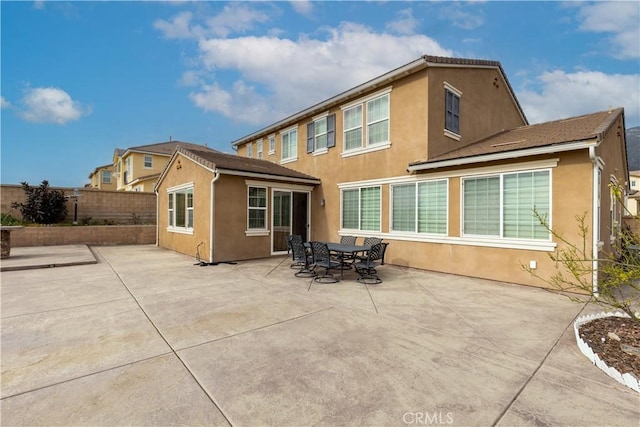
(287, 235), (389, 284)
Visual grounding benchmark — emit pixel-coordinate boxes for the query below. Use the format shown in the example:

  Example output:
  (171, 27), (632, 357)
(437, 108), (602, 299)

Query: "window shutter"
(307, 122), (314, 153)
(327, 114), (336, 148)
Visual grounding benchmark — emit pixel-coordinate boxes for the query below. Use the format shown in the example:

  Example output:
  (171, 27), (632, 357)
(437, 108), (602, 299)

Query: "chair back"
(340, 235), (357, 245)
(363, 237), (382, 248)
(367, 242), (385, 262)
(311, 241), (331, 263)
(291, 239), (309, 262)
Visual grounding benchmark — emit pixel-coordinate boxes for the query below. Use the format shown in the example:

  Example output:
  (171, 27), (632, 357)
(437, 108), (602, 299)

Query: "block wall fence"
(1, 184), (157, 225)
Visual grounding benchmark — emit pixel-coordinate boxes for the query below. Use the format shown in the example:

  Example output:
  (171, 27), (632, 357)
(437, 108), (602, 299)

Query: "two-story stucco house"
(155, 55), (629, 290)
(626, 170), (640, 216)
(87, 163), (116, 191)
(112, 141), (213, 192)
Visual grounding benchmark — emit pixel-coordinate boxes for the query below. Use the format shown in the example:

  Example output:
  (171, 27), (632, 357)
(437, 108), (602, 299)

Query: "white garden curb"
(574, 311), (639, 393)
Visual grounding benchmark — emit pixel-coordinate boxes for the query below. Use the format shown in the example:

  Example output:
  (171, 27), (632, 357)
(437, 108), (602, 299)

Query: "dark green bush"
(11, 181), (68, 224)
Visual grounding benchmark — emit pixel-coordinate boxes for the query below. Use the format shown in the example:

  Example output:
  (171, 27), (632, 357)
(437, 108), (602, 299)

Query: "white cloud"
(290, 0), (313, 16)
(19, 87), (90, 124)
(386, 8), (419, 35)
(1, 96), (11, 109)
(576, 2), (639, 59)
(205, 3), (271, 38)
(518, 70), (640, 126)
(439, 3), (484, 30)
(154, 11), (203, 39)
(188, 22), (452, 124)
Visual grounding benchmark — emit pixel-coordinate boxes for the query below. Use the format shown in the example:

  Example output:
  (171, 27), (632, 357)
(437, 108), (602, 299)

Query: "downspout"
(154, 189), (159, 247)
(210, 169), (221, 263)
(589, 146), (600, 297)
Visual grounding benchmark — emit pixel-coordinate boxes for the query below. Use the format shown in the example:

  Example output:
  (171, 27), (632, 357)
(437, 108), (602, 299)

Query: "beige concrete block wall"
(10, 225), (155, 247)
(1, 185), (156, 224)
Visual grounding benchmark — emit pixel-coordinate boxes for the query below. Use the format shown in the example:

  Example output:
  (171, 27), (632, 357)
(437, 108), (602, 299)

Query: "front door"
(272, 190), (309, 253)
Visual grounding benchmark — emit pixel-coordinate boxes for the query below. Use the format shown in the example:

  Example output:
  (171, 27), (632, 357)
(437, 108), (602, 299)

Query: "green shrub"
(11, 181), (68, 224)
(0, 212), (24, 226)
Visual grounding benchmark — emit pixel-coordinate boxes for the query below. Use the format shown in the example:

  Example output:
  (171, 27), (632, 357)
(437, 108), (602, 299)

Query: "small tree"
(11, 181), (68, 224)
(523, 182), (640, 325)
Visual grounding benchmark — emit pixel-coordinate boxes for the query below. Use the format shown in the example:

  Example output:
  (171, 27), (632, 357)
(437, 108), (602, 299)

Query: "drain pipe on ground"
(210, 169), (221, 263)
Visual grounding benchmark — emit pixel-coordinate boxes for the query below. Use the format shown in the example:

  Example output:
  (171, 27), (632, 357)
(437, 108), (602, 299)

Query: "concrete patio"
(1, 244), (638, 426)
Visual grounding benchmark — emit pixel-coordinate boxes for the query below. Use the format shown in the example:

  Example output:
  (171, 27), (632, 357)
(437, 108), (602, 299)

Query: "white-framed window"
(247, 142), (253, 158)
(341, 88), (391, 155)
(281, 127), (298, 162)
(306, 114), (335, 154)
(391, 180), (448, 235)
(444, 83), (461, 138)
(257, 140), (263, 159)
(462, 169), (550, 240)
(167, 184), (194, 233)
(343, 105), (363, 151)
(144, 155), (153, 168)
(341, 186), (381, 231)
(268, 135), (275, 154)
(102, 171), (111, 184)
(248, 186), (267, 230)
(125, 157), (132, 183)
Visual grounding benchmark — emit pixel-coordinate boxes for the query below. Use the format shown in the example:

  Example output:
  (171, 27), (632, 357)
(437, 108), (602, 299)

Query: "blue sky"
(1, 1), (639, 188)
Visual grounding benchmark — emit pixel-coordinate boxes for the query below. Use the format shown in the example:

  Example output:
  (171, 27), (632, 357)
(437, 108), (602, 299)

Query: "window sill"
(280, 157), (297, 165)
(444, 129), (461, 141)
(312, 148), (328, 156)
(167, 227), (194, 235)
(341, 142), (391, 158)
(246, 230), (269, 236)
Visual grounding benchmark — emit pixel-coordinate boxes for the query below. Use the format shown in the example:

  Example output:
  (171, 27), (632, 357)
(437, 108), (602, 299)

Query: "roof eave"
(231, 57), (430, 148)
(216, 168), (321, 185)
(407, 140), (599, 172)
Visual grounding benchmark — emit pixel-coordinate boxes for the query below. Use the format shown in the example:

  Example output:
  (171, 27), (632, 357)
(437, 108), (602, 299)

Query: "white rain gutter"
(210, 169), (221, 263)
(589, 146), (601, 297)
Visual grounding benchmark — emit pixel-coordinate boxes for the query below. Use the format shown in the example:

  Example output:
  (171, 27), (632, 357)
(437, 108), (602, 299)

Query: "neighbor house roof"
(156, 146), (321, 190)
(231, 55), (527, 148)
(408, 108), (624, 172)
(87, 163), (114, 179)
(115, 141), (217, 158)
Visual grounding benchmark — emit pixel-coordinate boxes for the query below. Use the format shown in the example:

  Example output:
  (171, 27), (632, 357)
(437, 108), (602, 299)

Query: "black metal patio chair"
(290, 238), (315, 278)
(354, 242), (389, 284)
(334, 235), (358, 269)
(287, 235), (304, 269)
(311, 241), (342, 283)
(355, 237), (383, 263)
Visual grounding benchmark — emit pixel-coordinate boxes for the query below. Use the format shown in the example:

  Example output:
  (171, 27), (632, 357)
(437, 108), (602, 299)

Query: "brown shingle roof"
(119, 141), (217, 156)
(410, 108), (623, 167)
(180, 147), (320, 183)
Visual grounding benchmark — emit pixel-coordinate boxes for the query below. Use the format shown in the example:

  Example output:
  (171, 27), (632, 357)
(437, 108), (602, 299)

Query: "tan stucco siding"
(426, 67), (527, 160)
(157, 154), (213, 260)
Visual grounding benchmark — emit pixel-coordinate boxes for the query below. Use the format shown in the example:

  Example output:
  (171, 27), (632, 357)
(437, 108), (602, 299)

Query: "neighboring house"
(156, 55), (629, 291)
(626, 170), (640, 216)
(87, 164), (116, 191)
(112, 141), (214, 191)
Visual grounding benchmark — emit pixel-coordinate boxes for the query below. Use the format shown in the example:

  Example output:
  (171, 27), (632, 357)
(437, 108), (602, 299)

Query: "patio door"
(272, 190), (309, 254)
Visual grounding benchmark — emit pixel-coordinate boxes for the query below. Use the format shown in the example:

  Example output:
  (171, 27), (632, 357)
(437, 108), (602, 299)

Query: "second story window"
(257, 141), (263, 159)
(306, 114), (335, 154)
(144, 155), (153, 168)
(445, 83), (461, 137)
(247, 142), (253, 158)
(281, 127), (297, 163)
(102, 171), (111, 184)
(125, 157), (132, 183)
(341, 88), (391, 155)
(268, 135), (275, 154)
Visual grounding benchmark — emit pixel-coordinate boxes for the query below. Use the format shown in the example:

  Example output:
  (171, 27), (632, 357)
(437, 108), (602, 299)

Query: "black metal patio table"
(325, 242), (369, 279)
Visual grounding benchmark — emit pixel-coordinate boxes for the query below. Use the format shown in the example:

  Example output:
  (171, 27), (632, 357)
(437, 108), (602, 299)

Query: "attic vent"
(491, 139), (525, 147)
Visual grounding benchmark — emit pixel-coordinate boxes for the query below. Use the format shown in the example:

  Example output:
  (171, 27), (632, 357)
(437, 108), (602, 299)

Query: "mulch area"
(578, 317), (640, 378)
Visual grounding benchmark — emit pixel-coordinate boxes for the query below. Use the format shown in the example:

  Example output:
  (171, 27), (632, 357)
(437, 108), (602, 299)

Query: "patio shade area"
(1, 245), (638, 426)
